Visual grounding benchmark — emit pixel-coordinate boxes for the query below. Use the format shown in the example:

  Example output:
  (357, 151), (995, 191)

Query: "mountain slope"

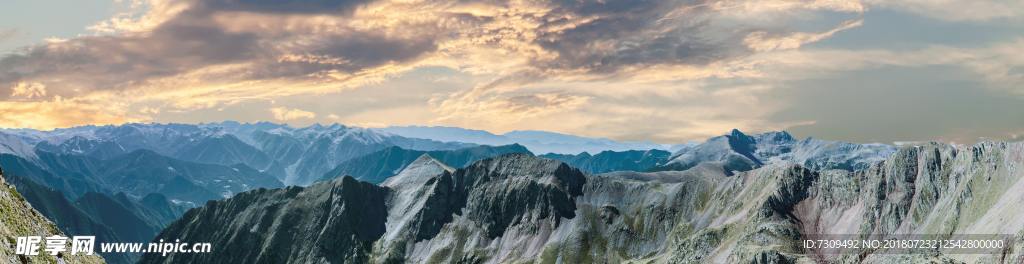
(0, 153), (108, 199)
(1, 169), (106, 264)
(3, 172), (175, 264)
(136, 193), (189, 228)
(318, 144), (532, 183)
(540, 149), (670, 174)
(35, 136), (128, 160)
(2, 173), (123, 248)
(74, 193), (160, 243)
(172, 134), (286, 179)
(97, 149), (283, 204)
(141, 176), (389, 264)
(281, 125), (472, 185)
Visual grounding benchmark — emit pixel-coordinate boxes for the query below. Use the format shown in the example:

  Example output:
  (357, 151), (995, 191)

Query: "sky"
(0, 0), (1022, 144)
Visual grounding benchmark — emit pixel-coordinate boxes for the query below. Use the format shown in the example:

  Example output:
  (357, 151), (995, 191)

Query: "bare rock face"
(1, 169), (106, 264)
(143, 142), (1024, 264)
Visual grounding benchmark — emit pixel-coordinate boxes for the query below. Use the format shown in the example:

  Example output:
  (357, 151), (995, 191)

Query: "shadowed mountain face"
(142, 177), (390, 264)
(141, 141), (1024, 263)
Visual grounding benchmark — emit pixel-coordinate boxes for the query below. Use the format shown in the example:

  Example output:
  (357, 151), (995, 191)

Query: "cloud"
(0, 0), (864, 132)
(270, 106), (315, 121)
(743, 19), (863, 52)
(9, 82), (46, 99)
(434, 90), (590, 123)
(198, 0), (373, 14)
(1, 0), (439, 102)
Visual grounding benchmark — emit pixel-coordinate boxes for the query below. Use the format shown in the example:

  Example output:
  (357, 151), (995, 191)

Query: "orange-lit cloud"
(9, 82), (47, 99)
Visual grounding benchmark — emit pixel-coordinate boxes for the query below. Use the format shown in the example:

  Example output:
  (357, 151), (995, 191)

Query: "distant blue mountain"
(1, 122), (473, 186)
(377, 126), (672, 154)
(2, 149), (283, 205)
(540, 149), (671, 174)
(319, 144), (533, 184)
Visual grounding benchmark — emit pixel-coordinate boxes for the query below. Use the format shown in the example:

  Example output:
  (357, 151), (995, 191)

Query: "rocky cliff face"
(143, 141), (1024, 263)
(1, 169), (106, 264)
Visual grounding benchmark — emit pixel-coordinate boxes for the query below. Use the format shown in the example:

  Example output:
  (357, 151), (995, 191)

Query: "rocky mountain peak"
(728, 128), (749, 138)
(458, 153), (585, 191)
(380, 154), (453, 188)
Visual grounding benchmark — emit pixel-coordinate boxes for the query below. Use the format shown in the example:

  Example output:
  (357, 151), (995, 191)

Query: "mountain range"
(140, 140), (1024, 263)
(540, 149), (672, 174)
(3, 122), (994, 264)
(1, 122), (675, 263)
(317, 144), (533, 184)
(655, 129), (896, 174)
(376, 125), (676, 155)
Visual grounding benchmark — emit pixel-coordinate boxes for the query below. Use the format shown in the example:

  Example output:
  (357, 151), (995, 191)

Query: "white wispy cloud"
(270, 106), (316, 121)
